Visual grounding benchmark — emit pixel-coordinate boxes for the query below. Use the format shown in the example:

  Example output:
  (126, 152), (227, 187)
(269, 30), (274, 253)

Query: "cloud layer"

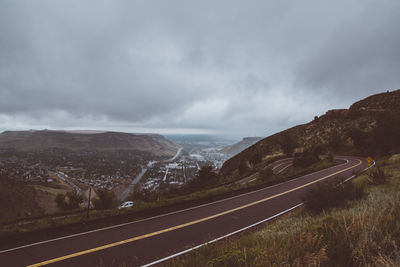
(1, 1), (399, 137)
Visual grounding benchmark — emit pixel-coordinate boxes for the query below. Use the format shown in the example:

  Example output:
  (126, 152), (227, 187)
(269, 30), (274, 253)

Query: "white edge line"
(275, 163), (293, 174)
(142, 157), (372, 267)
(0, 158), (352, 254)
(141, 203), (304, 267)
(343, 160), (375, 183)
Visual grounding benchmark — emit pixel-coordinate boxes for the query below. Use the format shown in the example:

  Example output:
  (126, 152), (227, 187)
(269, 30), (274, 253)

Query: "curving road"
(0, 156), (368, 267)
(235, 157), (294, 185)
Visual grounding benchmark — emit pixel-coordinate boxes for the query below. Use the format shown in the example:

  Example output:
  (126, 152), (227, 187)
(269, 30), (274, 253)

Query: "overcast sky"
(0, 1), (399, 138)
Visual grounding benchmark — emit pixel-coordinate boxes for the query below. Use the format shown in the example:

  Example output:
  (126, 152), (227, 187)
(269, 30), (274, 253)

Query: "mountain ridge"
(221, 89), (400, 177)
(0, 130), (179, 157)
(220, 137), (263, 156)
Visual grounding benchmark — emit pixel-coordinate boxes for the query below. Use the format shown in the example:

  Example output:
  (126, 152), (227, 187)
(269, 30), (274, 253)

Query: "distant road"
(52, 171), (83, 195)
(166, 147), (182, 162)
(119, 147), (182, 200)
(119, 162), (152, 201)
(0, 156), (368, 267)
(236, 157), (294, 185)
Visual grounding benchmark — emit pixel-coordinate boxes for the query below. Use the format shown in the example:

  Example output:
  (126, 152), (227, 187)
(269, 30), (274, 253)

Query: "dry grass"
(31, 185), (69, 214)
(166, 155), (400, 267)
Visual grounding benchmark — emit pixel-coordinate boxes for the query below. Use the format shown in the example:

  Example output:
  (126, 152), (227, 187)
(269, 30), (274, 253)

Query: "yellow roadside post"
(366, 157), (373, 166)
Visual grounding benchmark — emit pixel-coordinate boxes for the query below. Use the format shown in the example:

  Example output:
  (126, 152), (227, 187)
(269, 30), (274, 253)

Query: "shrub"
(367, 166), (387, 185)
(293, 151), (320, 168)
(328, 133), (343, 151)
(348, 113), (400, 156)
(93, 189), (118, 210)
(258, 167), (274, 182)
(65, 191), (83, 209)
(302, 179), (365, 213)
(278, 133), (297, 155)
(311, 145), (325, 157)
(130, 185), (157, 202)
(54, 191), (83, 210)
(187, 165), (220, 190)
(55, 193), (67, 210)
(348, 128), (375, 155)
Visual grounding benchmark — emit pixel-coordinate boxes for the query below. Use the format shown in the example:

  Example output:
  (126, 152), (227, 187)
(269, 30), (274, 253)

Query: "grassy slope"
(167, 155), (400, 267)
(0, 177), (43, 221)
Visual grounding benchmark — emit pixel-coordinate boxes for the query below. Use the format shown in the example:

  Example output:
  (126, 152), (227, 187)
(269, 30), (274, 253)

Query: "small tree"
(311, 145), (325, 157)
(293, 150), (319, 168)
(328, 133), (342, 151)
(55, 191), (83, 210)
(187, 165), (220, 190)
(129, 185), (157, 202)
(93, 189), (118, 210)
(258, 167), (274, 182)
(55, 193), (67, 210)
(348, 128), (374, 155)
(65, 191), (83, 209)
(279, 133), (297, 155)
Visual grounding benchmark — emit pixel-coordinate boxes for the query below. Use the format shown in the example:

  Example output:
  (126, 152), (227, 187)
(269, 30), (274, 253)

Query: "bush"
(65, 191), (83, 209)
(302, 179), (365, 213)
(258, 167), (274, 182)
(348, 128), (374, 154)
(367, 166), (387, 185)
(278, 133), (297, 155)
(348, 113), (400, 156)
(55, 191), (83, 210)
(187, 165), (220, 190)
(293, 151), (320, 168)
(93, 189), (118, 210)
(311, 145), (325, 157)
(55, 193), (67, 210)
(130, 185), (157, 202)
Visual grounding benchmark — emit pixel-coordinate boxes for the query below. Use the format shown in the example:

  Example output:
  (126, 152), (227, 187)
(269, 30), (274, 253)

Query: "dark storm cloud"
(297, 1), (400, 97)
(0, 0), (399, 136)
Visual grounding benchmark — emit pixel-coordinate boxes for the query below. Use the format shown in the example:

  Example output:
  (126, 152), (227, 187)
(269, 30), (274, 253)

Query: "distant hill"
(0, 130), (179, 157)
(220, 137), (263, 156)
(221, 89), (400, 177)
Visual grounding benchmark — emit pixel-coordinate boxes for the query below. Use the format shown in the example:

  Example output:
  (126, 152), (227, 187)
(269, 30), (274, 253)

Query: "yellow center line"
(27, 159), (362, 267)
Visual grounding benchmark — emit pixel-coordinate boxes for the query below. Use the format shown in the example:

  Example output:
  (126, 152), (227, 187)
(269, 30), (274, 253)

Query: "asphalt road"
(235, 157), (294, 185)
(0, 156), (368, 267)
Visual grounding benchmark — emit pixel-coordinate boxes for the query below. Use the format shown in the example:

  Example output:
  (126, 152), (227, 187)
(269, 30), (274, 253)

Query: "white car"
(119, 201), (134, 209)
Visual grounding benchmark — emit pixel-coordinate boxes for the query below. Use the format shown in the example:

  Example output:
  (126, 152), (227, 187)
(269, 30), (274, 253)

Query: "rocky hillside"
(221, 89), (400, 177)
(0, 130), (179, 157)
(220, 137), (263, 156)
